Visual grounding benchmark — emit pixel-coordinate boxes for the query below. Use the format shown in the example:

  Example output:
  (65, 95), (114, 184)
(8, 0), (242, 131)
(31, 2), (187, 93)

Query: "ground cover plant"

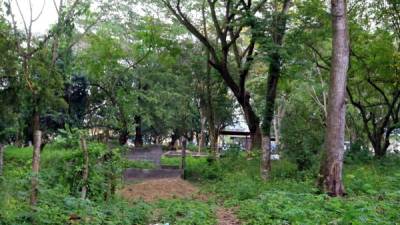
(1, 0), (400, 224)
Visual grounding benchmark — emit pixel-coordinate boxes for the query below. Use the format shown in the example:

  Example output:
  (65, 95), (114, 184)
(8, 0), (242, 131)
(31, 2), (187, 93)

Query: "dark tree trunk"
(371, 131), (391, 158)
(242, 101), (262, 151)
(318, 0), (349, 197)
(134, 116), (143, 147)
(169, 132), (179, 150)
(187, 131), (194, 142)
(373, 143), (387, 158)
(260, 0), (291, 180)
(347, 87), (400, 158)
(181, 138), (187, 179)
(118, 129), (128, 146)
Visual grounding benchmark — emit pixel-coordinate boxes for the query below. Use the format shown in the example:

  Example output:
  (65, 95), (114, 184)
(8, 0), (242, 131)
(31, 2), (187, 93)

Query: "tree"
(347, 32), (400, 158)
(160, 0), (267, 149)
(346, 0), (400, 157)
(318, 0), (349, 196)
(79, 27), (136, 145)
(0, 10), (19, 147)
(259, 0), (291, 179)
(6, 0), (95, 205)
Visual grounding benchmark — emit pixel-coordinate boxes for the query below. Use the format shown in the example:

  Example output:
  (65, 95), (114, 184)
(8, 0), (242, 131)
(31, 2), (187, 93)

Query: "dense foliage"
(0, 0), (399, 224)
(2, 145), (399, 224)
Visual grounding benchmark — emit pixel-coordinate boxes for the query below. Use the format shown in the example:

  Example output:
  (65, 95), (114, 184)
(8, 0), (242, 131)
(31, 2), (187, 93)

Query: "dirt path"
(119, 177), (240, 224)
(121, 145), (240, 224)
(119, 178), (198, 202)
(216, 207), (241, 225)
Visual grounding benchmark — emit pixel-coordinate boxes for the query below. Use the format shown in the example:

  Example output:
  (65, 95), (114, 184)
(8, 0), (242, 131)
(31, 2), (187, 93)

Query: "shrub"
(153, 199), (216, 225)
(345, 140), (372, 163)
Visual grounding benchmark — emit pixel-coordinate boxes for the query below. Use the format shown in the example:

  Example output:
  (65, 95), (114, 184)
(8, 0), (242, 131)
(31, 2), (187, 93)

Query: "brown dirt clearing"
(216, 207), (241, 225)
(118, 178), (200, 202)
(119, 177), (241, 224)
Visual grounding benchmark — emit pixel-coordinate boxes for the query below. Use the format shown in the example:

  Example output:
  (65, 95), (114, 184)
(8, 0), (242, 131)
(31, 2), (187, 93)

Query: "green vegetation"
(1, 0), (400, 224)
(1, 145), (399, 224)
(0, 144), (217, 224)
(201, 158), (400, 224)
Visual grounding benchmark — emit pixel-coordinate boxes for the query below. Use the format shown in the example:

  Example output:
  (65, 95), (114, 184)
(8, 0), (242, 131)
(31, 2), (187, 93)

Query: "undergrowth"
(1, 144), (399, 224)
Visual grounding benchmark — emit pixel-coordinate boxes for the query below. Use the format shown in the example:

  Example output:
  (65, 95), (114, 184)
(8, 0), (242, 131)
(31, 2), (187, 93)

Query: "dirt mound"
(119, 178), (199, 202)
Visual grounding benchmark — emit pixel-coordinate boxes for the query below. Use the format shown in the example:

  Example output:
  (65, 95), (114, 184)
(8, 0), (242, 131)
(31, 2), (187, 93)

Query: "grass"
(162, 152), (400, 224)
(1, 144), (400, 224)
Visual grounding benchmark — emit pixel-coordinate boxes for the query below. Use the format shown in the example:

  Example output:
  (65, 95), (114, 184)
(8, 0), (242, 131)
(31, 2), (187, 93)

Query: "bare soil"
(118, 178), (199, 202)
(216, 207), (241, 225)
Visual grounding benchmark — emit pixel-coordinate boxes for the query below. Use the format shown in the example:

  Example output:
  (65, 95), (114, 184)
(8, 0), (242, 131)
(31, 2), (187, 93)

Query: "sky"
(8, 0), (59, 35)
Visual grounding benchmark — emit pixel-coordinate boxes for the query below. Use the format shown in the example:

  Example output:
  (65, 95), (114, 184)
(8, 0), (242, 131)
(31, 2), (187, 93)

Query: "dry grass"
(216, 207), (241, 225)
(118, 178), (200, 202)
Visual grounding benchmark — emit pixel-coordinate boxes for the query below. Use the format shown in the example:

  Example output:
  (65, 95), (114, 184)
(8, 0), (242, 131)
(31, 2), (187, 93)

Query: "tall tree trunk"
(205, 64), (219, 158)
(199, 103), (207, 152)
(273, 116), (279, 147)
(242, 100), (262, 150)
(114, 101), (128, 145)
(80, 135), (89, 199)
(0, 144), (4, 177)
(260, 0), (291, 180)
(260, 135), (272, 179)
(261, 52), (280, 180)
(118, 128), (128, 146)
(273, 101), (286, 148)
(209, 128), (219, 158)
(181, 138), (187, 179)
(134, 116), (143, 147)
(371, 130), (391, 158)
(169, 132), (179, 150)
(318, 0), (349, 197)
(30, 121), (41, 206)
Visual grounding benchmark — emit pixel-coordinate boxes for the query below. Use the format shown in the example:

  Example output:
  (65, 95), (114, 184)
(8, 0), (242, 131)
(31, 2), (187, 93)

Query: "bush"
(345, 140), (372, 163)
(201, 154), (400, 225)
(0, 142), (152, 225)
(153, 199), (216, 225)
(280, 98), (324, 171)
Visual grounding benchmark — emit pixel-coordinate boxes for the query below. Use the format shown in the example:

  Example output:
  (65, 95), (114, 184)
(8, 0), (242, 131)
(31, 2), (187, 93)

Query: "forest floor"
(119, 177), (241, 225)
(2, 144), (400, 224)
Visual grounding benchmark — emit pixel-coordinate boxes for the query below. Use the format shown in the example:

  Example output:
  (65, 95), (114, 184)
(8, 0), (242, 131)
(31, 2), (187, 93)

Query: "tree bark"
(181, 138), (187, 179)
(241, 96), (262, 150)
(209, 127), (219, 158)
(118, 129), (129, 146)
(169, 132), (179, 150)
(80, 135), (89, 199)
(260, 0), (291, 180)
(372, 130), (392, 158)
(199, 101), (207, 152)
(348, 88), (400, 158)
(134, 116), (143, 147)
(30, 129), (41, 206)
(260, 135), (272, 179)
(273, 100), (286, 148)
(0, 144), (4, 177)
(318, 0), (349, 197)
